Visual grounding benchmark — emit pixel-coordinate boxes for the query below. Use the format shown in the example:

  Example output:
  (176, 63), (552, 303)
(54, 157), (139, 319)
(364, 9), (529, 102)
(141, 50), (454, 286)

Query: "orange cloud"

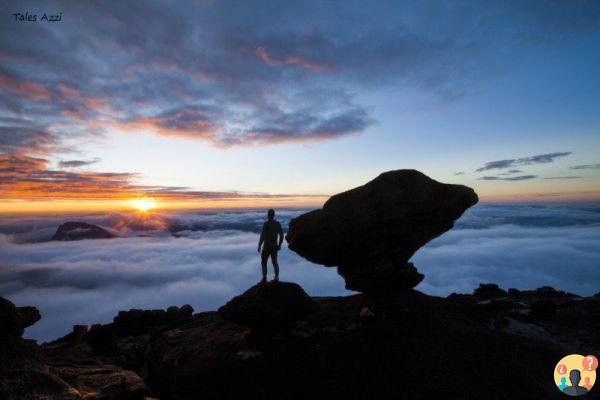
(0, 73), (52, 101)
(0, 154), (327, 212)
(254, 46), (330, 72)
(114, 107), (219, 141)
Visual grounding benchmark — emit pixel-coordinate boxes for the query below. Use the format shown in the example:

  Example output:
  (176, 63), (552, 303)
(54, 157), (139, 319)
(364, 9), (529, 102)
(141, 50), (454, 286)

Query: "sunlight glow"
(130, 197), (158, 212)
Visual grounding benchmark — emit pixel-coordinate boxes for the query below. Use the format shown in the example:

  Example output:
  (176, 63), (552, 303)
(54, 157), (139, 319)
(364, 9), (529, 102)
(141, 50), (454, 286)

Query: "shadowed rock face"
(0, 297), (41, 339)
(218, 281), (319, 330)
(52, 221), (115, 241)
(286, 170), (478, 293)
(5, 283), (600, 400)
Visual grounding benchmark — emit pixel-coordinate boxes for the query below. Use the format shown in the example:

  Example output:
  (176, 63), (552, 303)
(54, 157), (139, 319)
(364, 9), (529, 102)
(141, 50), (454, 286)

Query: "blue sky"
(1, 0), (599, 210)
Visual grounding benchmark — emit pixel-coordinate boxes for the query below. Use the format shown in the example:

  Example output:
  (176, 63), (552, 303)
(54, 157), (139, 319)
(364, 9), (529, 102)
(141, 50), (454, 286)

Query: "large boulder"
(218, 281), (319, 329)
(0, 296), (41, 339)
(52, 221), (115, 241)
(286, 170), (478, 293)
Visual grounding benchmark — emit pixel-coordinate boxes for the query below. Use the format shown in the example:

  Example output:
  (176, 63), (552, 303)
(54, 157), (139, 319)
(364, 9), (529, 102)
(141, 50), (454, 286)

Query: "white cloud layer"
(1, 204), (599, 342)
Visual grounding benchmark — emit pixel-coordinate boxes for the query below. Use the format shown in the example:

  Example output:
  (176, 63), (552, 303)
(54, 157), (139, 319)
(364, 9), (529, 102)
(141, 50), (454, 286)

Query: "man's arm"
(258, 223), (265, 252)
(277, 222), (284, 249)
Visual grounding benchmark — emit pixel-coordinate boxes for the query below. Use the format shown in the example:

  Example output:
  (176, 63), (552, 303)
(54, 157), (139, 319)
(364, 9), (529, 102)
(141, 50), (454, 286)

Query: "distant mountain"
(51, 221), (116, 241)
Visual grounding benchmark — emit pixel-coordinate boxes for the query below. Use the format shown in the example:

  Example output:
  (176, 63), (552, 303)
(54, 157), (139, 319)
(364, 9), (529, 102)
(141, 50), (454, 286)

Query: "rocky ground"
(2, 283), (600, 399)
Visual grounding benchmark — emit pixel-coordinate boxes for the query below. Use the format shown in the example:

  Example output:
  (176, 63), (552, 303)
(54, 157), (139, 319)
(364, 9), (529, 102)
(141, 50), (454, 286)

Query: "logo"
(554, 354), (598, 396)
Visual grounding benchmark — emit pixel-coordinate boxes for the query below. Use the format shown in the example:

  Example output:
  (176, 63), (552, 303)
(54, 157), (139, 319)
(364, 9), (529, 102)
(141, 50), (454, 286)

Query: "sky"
(1, 203), (599, 342)
(1, 0), (600, 213)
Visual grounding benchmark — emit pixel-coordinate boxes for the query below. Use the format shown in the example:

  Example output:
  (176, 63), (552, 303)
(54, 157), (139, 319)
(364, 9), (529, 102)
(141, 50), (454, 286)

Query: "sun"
(130, 197), (158, 212)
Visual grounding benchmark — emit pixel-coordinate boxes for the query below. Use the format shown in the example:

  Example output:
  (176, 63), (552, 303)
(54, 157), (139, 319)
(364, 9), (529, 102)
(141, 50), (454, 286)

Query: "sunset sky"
(1, 1), (600, 213)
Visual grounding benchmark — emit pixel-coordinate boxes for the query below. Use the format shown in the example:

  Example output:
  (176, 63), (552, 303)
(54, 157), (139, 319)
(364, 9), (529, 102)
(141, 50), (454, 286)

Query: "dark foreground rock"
(0, 296), (41, 339)
(218, 281), (319, 329)
(0, 296), (150, 400)
(3, 283), (600, 400)
(286, 170), (478, 293)
(52, 221), (116, 241)
(146, 285), (600, 400)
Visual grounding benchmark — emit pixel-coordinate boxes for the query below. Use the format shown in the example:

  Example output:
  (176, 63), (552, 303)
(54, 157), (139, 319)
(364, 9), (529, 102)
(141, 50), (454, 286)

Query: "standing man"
(258, 209), (284, 283)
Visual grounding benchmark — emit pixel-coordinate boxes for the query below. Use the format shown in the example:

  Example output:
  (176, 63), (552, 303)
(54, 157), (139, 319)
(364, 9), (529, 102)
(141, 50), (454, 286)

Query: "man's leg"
(271, 248), (279, 281)
(260, 248), (268, 282)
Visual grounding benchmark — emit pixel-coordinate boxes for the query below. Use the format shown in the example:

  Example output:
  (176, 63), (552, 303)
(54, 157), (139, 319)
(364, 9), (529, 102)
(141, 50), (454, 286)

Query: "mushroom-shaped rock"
(218, 281), (319, 329)
(286, 169), (478, 293)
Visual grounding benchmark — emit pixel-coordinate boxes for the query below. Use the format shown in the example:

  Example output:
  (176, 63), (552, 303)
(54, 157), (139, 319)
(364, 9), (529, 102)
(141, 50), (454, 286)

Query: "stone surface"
(52, 221), (116, 241)
(0, 296), (41, 339)
(87, 305), (193, 356)
(473, 283), (508, 299)
(4, 284), (600, 400)
(0, 296), (149, 400)
(286, 169), (478, 293)
(218, 281), (319, 329)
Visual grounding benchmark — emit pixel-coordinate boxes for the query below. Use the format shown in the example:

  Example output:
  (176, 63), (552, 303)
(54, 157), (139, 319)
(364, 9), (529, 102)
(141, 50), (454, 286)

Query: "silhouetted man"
(563, 369), (588, 396)
(258, 209), (284, 283)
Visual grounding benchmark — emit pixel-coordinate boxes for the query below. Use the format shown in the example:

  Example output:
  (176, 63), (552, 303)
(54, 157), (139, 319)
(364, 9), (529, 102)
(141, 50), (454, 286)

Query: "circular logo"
(554, 354), (597, 396)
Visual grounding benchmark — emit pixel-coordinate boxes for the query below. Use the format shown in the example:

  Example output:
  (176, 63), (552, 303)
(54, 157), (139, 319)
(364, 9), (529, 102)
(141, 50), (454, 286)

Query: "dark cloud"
(475, 152), (572, 172)
(570, 164), (600, 170)
(1, 1), (598, 198)
(58, 158), (101, 168)
(499, 169), (523, 175)
(1, 1), (597, 150)
(543, 176), (582, 180)
(0, 126), (64, 156)
(479, 175), (538, 181)
(454, 172), (465, 176)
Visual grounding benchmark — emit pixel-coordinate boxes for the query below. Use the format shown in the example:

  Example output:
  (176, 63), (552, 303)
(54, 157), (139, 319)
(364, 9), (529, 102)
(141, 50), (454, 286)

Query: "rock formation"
(218, 281), (319, 330)
(3, 282), (600, 399)
(0, 296), (41, 339)
(473, 283), (508, 299)
(52, 221), (116, 241)
(0, 296), (150, 400)
(286, 169), (478, 293)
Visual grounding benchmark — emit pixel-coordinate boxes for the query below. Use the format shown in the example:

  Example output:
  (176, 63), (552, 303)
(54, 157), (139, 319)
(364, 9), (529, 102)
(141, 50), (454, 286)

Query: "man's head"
(570, 369), (581, 386)
(267, 209), (275, 220)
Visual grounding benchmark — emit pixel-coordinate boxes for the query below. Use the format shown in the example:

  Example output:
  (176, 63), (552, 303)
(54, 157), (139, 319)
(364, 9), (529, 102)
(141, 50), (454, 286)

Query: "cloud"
(475, 152), (572, 172)
(0, 126), (64, 156)
(0, 73), (52, 101)
(454, 172), (465, 176)
(479, 175), (538, 181)
(414, 204), (600, 298)
(2, 2), (597, 200)
(0, 226), (348, 342)
(2, 204), (600, 342)
(499, 169), (523, 175)
(570, 164), (600, 170)
(58, 158), (101, 168)
(543, 176), (582, 180)
(0, 153), (328, 201)
(251, 46), (331, 73)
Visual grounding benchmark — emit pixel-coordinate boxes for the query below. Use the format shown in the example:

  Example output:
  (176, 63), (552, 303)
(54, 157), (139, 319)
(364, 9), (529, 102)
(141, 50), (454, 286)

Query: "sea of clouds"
(1, 203), (599, 342)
